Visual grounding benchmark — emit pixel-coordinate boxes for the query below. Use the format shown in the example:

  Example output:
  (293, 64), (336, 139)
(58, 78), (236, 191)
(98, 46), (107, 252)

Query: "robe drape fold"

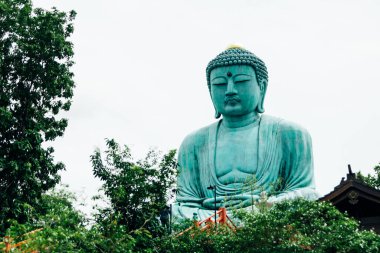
(174, 115), (318, 220)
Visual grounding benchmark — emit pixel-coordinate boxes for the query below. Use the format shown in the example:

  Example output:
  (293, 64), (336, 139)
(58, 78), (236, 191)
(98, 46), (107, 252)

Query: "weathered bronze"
(173, 46), (318, 220)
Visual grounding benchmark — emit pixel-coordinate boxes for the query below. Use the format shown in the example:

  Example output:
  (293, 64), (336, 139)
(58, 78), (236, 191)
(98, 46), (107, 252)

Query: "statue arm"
(269, 122), (319, 202)
(175, 134), (204, 208)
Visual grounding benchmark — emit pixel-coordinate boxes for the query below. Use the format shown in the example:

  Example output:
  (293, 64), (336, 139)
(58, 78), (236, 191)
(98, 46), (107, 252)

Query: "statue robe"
(173, 115), (318, 220)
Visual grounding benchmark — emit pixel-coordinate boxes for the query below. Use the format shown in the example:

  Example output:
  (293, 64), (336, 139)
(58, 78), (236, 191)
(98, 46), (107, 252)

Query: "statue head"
(206, 46), (268, 119)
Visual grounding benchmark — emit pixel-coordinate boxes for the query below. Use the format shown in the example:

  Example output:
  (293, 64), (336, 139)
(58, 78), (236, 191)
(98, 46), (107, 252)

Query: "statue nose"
(225, 80), (237, 96)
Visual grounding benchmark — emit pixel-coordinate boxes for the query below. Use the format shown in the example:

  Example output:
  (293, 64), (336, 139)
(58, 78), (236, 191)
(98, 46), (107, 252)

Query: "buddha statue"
(173, 46), (318, 220)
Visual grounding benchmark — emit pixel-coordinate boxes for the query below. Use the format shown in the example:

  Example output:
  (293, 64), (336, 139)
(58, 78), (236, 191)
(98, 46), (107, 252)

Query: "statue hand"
(223, 195), (260, 208)
(202, 196), (227, 209)
(202, 195), (260, 209)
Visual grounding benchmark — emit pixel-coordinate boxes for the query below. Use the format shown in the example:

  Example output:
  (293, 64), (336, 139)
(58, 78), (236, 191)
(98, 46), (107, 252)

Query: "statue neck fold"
(221, 112), (260, 128)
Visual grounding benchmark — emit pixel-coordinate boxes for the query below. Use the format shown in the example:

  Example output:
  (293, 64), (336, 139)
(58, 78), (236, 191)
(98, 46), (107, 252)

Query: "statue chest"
(215, 124), (259, 185)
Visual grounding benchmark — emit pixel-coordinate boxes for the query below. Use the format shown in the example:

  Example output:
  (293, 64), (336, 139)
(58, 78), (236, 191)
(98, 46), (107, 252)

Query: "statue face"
(210, 65), (263, 117)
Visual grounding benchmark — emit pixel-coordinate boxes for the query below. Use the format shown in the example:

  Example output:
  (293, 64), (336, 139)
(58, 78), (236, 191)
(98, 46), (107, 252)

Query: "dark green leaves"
(91, 138), (177, 237)
(358, 163), (380, 190)
(0, 0), (75, 235)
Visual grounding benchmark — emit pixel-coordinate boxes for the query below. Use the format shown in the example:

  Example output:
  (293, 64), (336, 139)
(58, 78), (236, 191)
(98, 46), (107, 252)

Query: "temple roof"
(320, 165), (380, 229)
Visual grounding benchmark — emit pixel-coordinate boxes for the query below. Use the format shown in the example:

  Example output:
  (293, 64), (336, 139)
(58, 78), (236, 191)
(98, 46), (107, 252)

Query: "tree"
(0, 0), (76, 234)
(91, 138), (177, 250)
(358, 163), (380, 189)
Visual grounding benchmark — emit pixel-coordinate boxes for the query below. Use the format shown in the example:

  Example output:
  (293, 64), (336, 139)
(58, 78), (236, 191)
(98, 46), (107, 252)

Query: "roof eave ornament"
(347, 164), (356, 180)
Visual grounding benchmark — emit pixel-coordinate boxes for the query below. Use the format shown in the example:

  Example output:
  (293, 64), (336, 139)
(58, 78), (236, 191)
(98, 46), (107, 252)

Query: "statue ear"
(214, 110), (221, 119)
(209, 89), (222, 119)
(257, 79), (267, 113)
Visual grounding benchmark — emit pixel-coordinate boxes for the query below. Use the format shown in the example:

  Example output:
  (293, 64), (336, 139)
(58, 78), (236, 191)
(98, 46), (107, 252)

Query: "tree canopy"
(0, 0), (75, 234)
(91, 139), (177, 249)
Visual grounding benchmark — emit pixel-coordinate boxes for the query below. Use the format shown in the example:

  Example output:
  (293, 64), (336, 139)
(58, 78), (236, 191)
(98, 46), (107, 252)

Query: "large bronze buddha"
(173, 46), (318, 220)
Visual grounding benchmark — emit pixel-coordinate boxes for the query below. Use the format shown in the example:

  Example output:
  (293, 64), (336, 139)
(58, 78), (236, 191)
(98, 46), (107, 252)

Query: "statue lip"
(224, 96), (241, 105)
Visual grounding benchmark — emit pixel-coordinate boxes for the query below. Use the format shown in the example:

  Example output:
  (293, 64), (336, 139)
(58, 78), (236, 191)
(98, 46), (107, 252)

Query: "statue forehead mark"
(227, 71), (232, 77)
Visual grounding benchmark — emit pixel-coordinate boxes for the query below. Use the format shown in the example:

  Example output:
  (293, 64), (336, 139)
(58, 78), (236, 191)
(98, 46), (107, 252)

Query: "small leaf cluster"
(358, 163), (380, 189)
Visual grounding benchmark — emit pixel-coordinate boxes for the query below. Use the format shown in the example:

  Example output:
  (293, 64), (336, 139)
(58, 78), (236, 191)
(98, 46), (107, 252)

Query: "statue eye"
(234, 75), (251, 84)
(211, 78), (227, 86)
(212, 81), (227, 86)
(234, 78), (250, 84)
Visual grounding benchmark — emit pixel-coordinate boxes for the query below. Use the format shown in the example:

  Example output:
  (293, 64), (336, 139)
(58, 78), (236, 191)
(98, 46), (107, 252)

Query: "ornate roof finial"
(226, 43), (244, 50)
(347, 164), (356, 180)
(348, 164), (353, 174)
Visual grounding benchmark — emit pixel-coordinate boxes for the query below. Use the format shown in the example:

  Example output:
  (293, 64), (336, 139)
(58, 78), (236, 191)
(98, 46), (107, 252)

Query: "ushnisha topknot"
(206, 45), (268, 90)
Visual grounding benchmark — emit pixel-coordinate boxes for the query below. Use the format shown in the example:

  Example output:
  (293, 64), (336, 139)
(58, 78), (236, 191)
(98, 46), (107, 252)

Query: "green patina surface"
(174, 47), (318, 220)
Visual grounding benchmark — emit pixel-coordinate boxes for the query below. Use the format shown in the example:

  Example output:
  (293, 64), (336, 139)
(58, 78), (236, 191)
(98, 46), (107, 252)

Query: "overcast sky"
(33, 0), (380, 212)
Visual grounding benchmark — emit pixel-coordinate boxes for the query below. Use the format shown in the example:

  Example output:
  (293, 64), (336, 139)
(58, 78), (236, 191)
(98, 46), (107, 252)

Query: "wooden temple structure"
(320, 165), (380, 233)
(176, 207), (237, 237)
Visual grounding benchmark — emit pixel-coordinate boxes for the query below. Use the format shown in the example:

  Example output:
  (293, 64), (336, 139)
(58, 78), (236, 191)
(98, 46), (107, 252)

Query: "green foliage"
(4, 186), (139, 252)
(0, 0), (76, 234)
(85, 217), (137, 253)
(4, 186), (97, 252)
(91, 138), (177, 251)
(159, 199), (380, 253)
(5, 186), (144, 252)
(4, 190), (379, 252)
(358, 163), (380, 189)
(2, 139), (176, 252)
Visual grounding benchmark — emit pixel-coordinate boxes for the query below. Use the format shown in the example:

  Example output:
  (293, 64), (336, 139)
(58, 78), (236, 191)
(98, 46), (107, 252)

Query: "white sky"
(33, 0), (380, 212)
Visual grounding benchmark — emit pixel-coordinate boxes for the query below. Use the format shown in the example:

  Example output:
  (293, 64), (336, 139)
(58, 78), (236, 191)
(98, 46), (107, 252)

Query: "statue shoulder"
(261, 114), (312, 139)
(179, 121), (219, 151)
